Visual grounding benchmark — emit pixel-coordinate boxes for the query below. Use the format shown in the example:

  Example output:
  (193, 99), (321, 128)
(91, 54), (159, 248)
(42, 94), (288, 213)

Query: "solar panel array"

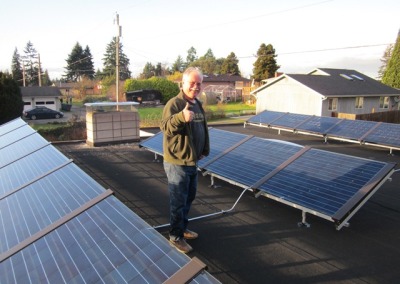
(140, 128), (396, 230)
(0, 118), (220, 284)
(246, 110), (400, 150)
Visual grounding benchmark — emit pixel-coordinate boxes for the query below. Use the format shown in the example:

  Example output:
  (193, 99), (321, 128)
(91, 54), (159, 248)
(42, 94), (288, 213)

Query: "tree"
(190, 48), (217, 74)
(378, 44), (394, 80)
(22, 41), (42, 86)
(0, 72), (24, 125)
(64, 43), (95, 82)
(220, 52), (241, 75)
(11, 48), (24, 86)
(172, 55), (185, 72)
(186, 46), (197, 67)
(102, 37), (131, 80)
(252, 43), (280, 82)
(140, 62), (156, 79)
(382, 30), (400, 88)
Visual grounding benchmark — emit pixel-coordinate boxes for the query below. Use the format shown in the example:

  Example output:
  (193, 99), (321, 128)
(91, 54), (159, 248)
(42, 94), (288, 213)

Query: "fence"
(338, 110), (400, 123)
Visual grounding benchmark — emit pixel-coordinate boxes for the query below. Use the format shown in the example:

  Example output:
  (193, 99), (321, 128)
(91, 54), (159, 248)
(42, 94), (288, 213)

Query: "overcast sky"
(1, 0), (399, 80)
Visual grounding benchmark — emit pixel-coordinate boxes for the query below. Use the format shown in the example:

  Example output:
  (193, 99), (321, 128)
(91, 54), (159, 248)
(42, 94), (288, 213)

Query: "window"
(379, 97), (389, 109)
(45, 101), (55, 105)
(328, 98), (338, 111)
(36, 101), (45, 105)
(355, 97), (364, 109)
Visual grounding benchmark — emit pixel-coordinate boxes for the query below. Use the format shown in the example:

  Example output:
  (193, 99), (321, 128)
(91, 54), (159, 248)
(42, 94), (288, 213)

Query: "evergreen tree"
(83, 45), (95, 79)
(186, 46), (197, 67)
(172, 55), (185, 72)
(220, 52), (241, 75)
(140, 62), (155, 79)
(252, 43), (280, 82)
(102, 37), (131, 80)
(11, 48), (24, 86)
(0, 72), (24, 124)
(382, 30), (400, 88)
(23, 41), (41, 86)
(64, 42), (84, 82)
(378, 44), (394, 80)
(191, 48), (217, 74)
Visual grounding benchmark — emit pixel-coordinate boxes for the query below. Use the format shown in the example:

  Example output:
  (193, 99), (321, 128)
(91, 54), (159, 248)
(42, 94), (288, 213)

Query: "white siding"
(255, 77), (323, 115)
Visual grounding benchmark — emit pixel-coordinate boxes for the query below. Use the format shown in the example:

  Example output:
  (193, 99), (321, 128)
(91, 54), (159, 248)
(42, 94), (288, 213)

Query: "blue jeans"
(163, 162), (198, 240)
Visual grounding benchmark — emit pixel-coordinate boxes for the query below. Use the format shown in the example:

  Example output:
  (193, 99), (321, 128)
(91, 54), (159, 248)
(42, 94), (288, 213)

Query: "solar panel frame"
(1, 196), (220, 283)
(268, 112), (310, 130)
(255, 148), (396, 225)
(295, 115), (343, 135)
(326, 119), (379, 141)
(362, 122), (400, 148)
(203, 137), (304, 188)
(246, 110), (287, 126)
(139, 131), (164, 156)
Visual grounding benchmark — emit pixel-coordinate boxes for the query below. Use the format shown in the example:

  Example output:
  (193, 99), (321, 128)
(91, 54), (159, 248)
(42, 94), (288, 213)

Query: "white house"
(21, 86), (62, 111)
(251, 68), (400, 117)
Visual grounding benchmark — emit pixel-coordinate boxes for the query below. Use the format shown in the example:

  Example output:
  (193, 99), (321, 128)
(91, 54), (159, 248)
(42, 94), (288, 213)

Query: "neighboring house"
(202, 74), (252, 103)
(21, 86), (62, 111)
(251, 68), (400, 117)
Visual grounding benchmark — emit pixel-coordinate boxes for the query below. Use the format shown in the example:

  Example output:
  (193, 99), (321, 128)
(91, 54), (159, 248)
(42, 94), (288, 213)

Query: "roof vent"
(351, 74), (364, 81)
(340, 74), (354, 81)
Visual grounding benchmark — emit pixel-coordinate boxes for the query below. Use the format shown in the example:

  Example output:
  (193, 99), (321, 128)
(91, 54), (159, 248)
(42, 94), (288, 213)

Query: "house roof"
(21, 86), (62, 97)
(253, 68), (400, 98)
(203, 74), (251, 83)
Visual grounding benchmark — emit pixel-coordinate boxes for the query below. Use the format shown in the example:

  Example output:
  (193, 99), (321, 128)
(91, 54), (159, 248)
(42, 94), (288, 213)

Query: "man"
(160, 67), (210, 253)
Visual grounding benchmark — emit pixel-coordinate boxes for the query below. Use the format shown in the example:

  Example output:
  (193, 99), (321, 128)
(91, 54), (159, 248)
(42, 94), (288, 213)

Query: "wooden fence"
(338, 110), (400, 123)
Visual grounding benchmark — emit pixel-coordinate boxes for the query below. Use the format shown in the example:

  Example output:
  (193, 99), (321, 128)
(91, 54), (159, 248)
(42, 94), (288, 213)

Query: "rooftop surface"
(55, 124), (400, 284)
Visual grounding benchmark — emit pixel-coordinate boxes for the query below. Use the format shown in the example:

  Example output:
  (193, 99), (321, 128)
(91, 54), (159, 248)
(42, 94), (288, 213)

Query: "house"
(251, 68), (400, 117)
(21, 86), (62, 111)
(201, 74), (252, 103)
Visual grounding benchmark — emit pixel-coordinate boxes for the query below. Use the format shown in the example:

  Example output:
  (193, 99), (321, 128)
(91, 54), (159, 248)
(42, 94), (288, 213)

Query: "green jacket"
(160, 91), (210, 166)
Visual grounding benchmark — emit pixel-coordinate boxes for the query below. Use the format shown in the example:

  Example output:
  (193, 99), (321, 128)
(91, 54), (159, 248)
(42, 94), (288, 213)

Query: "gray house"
(21, 86), (62, 112)
(252, 68), (400, 117)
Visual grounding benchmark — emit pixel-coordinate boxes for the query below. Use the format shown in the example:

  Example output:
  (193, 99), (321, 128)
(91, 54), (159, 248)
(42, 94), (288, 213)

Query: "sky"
(0, 0), (399, 80)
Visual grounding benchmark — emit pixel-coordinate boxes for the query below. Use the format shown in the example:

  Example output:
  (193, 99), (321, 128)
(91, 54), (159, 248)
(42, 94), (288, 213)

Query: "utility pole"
(115, 13), (121, 104)
(38, 53), (42, 87)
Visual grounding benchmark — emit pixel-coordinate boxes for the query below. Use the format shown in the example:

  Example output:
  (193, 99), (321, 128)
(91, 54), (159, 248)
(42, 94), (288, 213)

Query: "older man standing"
(160, 67), (210, 253)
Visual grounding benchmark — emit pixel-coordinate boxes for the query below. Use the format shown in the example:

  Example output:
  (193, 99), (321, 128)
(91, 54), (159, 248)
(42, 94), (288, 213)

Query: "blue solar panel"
(0, 118), (26, 137)
(0, 119), (220, 283)
(1, 196), (219, 283)
(327, 119), (379, 140)
(204, 137), (303, 187)
(0, 145), (70, 196)
(268, 112), (310, 129)
(256, 148), (394, 220)
(0, 124), (36, 149)
(139, 131), (163, 155)
(198, 128), (250, 169)
(362, 122), (400, 148)
(246, 110), (286, 125)
(295, 116), (342, 134)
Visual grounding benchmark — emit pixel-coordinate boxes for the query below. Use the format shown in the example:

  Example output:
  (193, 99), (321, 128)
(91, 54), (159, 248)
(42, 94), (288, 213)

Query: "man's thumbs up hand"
(183, 102), (193, 122)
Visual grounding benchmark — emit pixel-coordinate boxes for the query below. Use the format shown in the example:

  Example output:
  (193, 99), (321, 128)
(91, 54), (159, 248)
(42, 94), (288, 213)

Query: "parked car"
(23, 107), (64, 120)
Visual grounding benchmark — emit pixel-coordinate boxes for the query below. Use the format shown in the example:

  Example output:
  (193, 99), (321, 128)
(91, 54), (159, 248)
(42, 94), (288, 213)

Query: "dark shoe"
(184, 229), (198, 240)
(169, 237), (193, 253)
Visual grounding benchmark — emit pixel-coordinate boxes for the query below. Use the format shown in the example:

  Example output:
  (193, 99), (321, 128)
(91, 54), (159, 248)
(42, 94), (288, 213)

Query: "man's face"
(182, 72), (203, 100)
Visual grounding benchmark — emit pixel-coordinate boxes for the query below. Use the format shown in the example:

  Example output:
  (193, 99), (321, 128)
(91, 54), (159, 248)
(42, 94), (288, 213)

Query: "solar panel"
(362, 122), (400, 148)
(139, 131), (163, 155)
(295, 116), (342, 135)
(0, 196), (219, 283)
(268, 112), (310, 129)
(256, 148), (395, 226)
(0, 118), (26, 137)
(326, 119), (379, 141)
(204, 137), (303, 187)
(0, 124), (36, 149)
(246, 110), (286, 126)
(0, 145), (70, 196)
(198, 128), (250, 169)
(0, 119), (220, 283)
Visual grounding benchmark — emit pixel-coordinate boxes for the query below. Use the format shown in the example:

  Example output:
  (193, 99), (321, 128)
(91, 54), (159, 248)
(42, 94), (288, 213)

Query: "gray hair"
(182, 67), (203, 81)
